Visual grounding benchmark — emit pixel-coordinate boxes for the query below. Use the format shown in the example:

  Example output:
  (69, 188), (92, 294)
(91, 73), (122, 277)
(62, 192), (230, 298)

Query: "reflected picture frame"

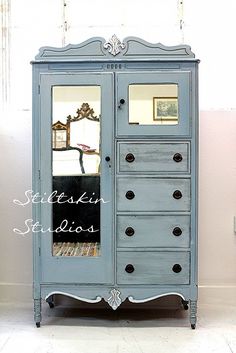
(52, 121), (69, 149)
(153, 97), (178, 122)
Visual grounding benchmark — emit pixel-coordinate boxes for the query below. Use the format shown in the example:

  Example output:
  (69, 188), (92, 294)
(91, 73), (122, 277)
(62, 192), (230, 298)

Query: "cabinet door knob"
(126, 190), (135, 200)
(173, 153), (183, 162)
(172, 264), (182, 273)
(173, 190), (182, 199)
(125, 264), (135, 273)
(120, 98), (125, 105)
(125, 227), (135, 236)
(173, 227), (182, 236)
(125, 153), (135, 163)
(105, 156), (110, 162)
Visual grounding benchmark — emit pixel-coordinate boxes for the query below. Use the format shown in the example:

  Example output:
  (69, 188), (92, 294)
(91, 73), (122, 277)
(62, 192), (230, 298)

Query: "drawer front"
(118, 142), (189, 173)
(117, 215), (190, 248)
(116, 178), (191, 211)
(117, 251), (190, 284)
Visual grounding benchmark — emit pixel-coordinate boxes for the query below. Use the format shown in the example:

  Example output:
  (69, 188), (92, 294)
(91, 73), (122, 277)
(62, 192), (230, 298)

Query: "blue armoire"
(32, 35), (199, 328)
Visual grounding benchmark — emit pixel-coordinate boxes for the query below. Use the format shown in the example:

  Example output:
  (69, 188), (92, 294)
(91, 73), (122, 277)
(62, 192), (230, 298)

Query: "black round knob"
(120, 98), (125, 105)
(173, 190), (182, 199)
(125, 153), (135, 163)
(125, 264), (135, 273)
(125, 227), (135, 236)
(105, 156), (110, 162)
(173, 227), (182, 236)
(173, 153), (183, 162)
(172, 264), (182, 273)
(126, 190), (135, 200)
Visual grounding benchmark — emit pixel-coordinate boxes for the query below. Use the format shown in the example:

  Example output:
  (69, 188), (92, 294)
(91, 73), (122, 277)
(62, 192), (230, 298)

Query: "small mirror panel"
(129, 84), (178, 125)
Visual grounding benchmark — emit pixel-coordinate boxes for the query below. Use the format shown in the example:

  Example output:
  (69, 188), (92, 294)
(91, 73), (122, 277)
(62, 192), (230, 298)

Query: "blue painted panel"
(117, 141), (190, 173)
(117, 177), (191, 212)
(117, 214), (190, 248)
(117, 251), (190, 285)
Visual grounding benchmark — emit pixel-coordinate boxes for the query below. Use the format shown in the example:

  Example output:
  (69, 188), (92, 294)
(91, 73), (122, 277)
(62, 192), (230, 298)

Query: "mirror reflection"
(129, 84), (178, 125)
(52, 86), (101, 257)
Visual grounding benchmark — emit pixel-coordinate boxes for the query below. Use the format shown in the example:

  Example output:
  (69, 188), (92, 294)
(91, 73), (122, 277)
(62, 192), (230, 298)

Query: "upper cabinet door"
(116, 71), (191, 137)
(39, 73), (114, 284)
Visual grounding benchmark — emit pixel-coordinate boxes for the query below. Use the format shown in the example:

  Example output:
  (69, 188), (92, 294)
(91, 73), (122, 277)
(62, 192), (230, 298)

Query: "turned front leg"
(190, 300), (197, 329)
(34, 298), (42, 328)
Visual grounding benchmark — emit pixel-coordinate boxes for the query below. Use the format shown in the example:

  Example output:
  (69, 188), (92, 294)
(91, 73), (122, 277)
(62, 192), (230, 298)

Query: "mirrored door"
(52, 86), (101, 257)
(117, 71), (191, 136)
(40, 73), (114, 284)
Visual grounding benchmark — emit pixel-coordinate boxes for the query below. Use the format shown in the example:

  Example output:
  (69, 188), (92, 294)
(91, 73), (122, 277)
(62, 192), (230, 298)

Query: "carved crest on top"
(34, 36), (197, 62)
(67, 103), (99, 122)
(104, 34), (126, 56)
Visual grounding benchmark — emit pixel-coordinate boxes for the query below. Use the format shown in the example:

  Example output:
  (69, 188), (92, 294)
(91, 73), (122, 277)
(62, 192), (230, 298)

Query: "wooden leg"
(34, 298), (42, 328)
(190, 300), (197, 329)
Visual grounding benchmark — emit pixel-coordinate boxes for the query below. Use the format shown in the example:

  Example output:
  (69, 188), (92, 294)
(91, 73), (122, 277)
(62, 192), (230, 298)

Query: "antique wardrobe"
(31, 35), (199, 328)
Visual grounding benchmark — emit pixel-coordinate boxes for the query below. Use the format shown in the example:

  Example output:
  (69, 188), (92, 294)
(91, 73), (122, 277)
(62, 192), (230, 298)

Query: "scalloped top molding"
(34, 35), (196, 62)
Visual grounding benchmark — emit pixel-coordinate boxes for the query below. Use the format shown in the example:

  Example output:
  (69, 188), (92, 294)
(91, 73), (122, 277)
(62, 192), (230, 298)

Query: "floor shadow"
(42, 297), (190, 328)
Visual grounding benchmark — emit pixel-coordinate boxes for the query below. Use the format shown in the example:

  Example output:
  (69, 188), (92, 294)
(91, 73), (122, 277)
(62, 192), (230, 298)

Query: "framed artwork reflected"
(153, 97), (178, 123)
(52, 121), (68, 149)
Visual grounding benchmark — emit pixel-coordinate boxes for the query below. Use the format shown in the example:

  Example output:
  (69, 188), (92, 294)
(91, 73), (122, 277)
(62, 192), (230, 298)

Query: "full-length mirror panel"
(52, 86), (101, 257)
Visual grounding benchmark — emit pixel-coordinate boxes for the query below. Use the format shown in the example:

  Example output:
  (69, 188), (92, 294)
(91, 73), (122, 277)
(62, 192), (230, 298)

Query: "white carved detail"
(45, 291), (102, 303)
(107, 288), (122, 310)
(104, 35), (126, 56)
(128, 292), (185, 303)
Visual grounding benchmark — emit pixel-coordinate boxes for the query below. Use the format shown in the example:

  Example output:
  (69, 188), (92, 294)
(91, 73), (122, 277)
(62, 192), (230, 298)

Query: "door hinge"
(38, 85), (40, 94)
(38, 170), (41, 180)
(39, 247), (41, 256)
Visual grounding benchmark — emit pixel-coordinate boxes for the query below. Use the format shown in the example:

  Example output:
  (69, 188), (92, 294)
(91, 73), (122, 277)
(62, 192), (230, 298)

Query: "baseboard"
(0, 283), (32, 302)
(198, 285), (236, 305)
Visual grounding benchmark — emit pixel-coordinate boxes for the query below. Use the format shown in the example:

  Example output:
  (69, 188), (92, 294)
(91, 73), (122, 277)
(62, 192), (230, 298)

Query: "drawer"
(118, 142), (190, 173)
(117, 251), (190, 284)
(117, 215), (190, 248)
(116, 177), (190, 211)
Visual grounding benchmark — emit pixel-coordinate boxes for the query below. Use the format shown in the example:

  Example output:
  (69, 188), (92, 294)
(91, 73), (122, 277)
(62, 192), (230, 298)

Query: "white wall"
(0, 0), (236, 302)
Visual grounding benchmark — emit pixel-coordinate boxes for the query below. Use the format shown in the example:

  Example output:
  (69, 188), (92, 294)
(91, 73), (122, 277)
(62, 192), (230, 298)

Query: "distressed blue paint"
(32, 36), (199, 327)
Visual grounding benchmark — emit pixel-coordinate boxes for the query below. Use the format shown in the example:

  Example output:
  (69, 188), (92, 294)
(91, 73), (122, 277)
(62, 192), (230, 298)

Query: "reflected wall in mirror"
(52, 86), (101, 176)
(129, 84), (178, 125)
(52, 86), (101, 257)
